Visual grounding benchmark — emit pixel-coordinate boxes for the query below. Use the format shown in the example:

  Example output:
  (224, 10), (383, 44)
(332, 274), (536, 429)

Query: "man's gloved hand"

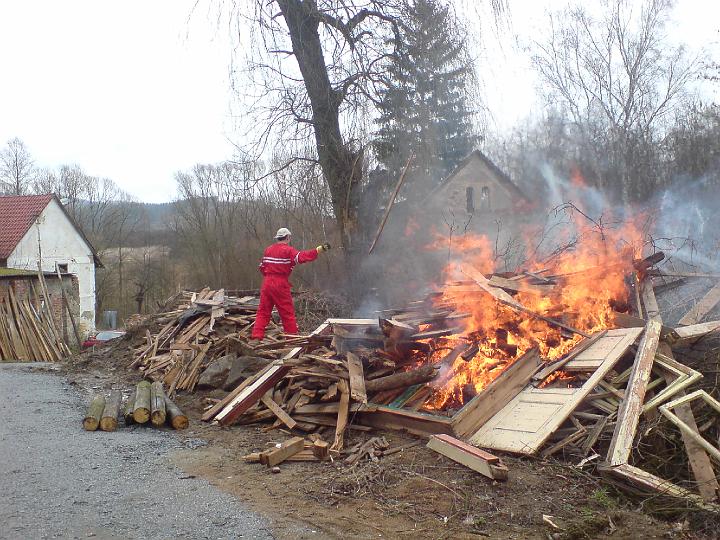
(316, 242), (332, 253)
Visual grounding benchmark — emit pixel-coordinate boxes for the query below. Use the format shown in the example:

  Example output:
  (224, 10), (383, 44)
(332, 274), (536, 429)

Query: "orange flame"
(423, 210), (644, 410)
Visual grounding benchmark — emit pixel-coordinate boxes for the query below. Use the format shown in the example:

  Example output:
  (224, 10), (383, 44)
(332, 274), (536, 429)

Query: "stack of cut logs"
(83, 381), (188, 432)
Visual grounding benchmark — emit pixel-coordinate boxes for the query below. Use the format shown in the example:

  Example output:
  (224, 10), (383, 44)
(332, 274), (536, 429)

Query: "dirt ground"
(63, 341), (708, 540)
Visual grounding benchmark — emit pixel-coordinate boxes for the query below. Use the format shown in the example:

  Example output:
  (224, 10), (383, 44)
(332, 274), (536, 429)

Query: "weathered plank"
(606, 320), (661, 466)
(260, 393), (296, 430)
(260, 436), (305, 467)
(427, 434), (508, 480)
(452, 349), (541, 438)
(678, 282), (720, 326)
(346, 352), (367, 404)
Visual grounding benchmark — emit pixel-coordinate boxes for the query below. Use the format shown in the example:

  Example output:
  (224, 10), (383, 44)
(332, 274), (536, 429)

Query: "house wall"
(7, 199), (96, 337)
(430, 154), (517, 216)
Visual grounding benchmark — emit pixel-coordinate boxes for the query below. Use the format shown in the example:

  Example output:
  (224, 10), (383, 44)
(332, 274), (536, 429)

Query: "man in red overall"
(251, 227), (330, 340)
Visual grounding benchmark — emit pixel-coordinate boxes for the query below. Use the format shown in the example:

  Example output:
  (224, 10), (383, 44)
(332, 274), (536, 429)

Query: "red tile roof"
(0, 194), (54, 259)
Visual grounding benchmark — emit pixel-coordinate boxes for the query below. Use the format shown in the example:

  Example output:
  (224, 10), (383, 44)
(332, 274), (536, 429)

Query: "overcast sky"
(0, 1), (717, 203)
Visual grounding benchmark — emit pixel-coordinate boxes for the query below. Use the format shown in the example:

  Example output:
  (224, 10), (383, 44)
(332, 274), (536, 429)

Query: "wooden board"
(672, 320), (720, 346)
(452, 349), (541, 438)
(606, 320), (661, 465)
(346, 352), (367, 404)
(565, 329), (639, 371)
(469, 327), (642, 454)
(427, 434), (508, 480)
(214, 362), (290, 426)
(356, 405), (454, 438)
(260, 436), (305, 467)
(678, 282), (720, 326)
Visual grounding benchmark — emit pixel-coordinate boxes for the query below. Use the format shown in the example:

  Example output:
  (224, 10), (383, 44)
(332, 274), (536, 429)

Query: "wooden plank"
(641, 281), (719, 501)
(331, 379), (350, 451)
(606, 320), (661, 466)
(203, 321), (329, 422)
(678, 282), (720, 326)
(535, 331), (607, 378)
(469, 327), (642, 454)
(356, 405), (454, 437)
(260, 436), (305, 467)
(427, 434), (508, 481)
(660, 390), (720, 466)
(488, 275), (554, 295)
(293, 402), (367, 415)
(214, 362), (290, 426)
(452, 349), (541, 438)
(599, 463), (719, 511)
(460, 264), (591, 338)
(672, 320), (720, 346)
(346, 352), (367, 404)
(261, 393), (297, 430)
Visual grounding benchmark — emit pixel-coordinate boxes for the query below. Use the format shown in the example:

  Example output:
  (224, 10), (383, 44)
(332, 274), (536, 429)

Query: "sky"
(0, 1), (718, 203)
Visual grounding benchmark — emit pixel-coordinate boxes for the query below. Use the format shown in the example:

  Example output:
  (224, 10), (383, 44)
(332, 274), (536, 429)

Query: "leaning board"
(469, 327), (642, 454)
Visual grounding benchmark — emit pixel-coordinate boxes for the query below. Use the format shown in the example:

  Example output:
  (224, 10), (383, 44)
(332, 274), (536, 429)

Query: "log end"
(100, 418), (118, 432)
(133, 408), (150, 424)
(151, 411), (167, 427)
(170, 416), (189, 430)
(83, 418), (99, 431)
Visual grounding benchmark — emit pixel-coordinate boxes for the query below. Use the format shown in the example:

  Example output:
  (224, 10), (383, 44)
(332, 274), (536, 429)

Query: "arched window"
(466, 186), (474, 213)
(480, 186), (490, 210)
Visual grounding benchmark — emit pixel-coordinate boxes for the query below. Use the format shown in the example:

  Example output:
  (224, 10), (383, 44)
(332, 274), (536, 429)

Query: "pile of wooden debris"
(127, 258), (720, 507)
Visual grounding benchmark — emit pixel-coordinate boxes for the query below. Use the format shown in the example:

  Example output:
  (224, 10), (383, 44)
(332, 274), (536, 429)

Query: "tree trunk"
(100, 391), (121, 432)
(83, 395), (105, 431)
(133, 381), (152, 424)
(276, 0), (364, 256)
(150, 381), (167, 426)
(164, 396), (189, 430)
(124, 395), (135, 426)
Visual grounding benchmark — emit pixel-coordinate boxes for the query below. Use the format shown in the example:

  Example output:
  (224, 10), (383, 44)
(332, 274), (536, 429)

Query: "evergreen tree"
(374, 0), (477, 197)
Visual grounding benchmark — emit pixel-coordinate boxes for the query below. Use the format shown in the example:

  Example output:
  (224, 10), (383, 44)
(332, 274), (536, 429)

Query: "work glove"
(316, 242), (331, 253)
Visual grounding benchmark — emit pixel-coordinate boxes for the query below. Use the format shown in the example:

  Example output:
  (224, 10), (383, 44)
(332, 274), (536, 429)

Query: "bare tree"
(531, 0), (697, 203)
(222, 0), (406, 266)
(0, 137), (36, 195)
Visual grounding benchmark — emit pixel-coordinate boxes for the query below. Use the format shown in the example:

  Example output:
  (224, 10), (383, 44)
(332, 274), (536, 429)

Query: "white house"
(0, 194), (101, 336)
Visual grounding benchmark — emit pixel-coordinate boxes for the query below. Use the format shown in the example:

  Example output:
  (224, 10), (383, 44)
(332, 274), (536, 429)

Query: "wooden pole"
(164, 396), (189, 430)
(150, 381), (167, 426)
(83, 395), (105, 431)
(55, 267), (81, 348)
(368, 154), (413, 254)
(100, 391), (121, 432)
(124, 395), (136, 426)
(133, 381), (152, 424)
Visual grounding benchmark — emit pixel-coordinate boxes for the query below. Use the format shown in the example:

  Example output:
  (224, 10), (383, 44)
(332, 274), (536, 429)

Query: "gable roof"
(0, 194), (54, 259)
(426, 149), (529, 202)
(0, 194), (102, 266)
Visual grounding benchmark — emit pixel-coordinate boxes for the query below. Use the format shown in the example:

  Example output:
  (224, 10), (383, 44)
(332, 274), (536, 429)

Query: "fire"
(423, 211), (644, 410)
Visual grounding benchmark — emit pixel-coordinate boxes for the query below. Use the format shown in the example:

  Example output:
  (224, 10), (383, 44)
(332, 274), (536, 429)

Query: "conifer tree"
(375, 0), (477, 197)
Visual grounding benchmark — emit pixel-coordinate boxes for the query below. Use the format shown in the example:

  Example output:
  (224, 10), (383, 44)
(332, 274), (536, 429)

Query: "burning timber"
(123, 249), (720, 507)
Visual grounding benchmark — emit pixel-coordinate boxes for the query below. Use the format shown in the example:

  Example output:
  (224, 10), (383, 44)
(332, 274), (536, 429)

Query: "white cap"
(274, 227), (292, 239)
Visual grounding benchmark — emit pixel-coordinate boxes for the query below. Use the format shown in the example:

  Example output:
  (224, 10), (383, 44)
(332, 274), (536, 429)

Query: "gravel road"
(0, 363), (274, 540)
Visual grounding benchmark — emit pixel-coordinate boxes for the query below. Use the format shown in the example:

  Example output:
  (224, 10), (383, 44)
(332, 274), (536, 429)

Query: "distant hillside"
(141, 202), (174, 231)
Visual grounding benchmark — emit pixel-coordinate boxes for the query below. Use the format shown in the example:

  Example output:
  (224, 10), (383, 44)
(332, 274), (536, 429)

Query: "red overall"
(251, 242), (319, 339)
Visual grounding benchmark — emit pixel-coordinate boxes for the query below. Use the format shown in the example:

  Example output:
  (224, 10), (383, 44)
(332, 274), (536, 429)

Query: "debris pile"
(125, 253), (720, 508)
